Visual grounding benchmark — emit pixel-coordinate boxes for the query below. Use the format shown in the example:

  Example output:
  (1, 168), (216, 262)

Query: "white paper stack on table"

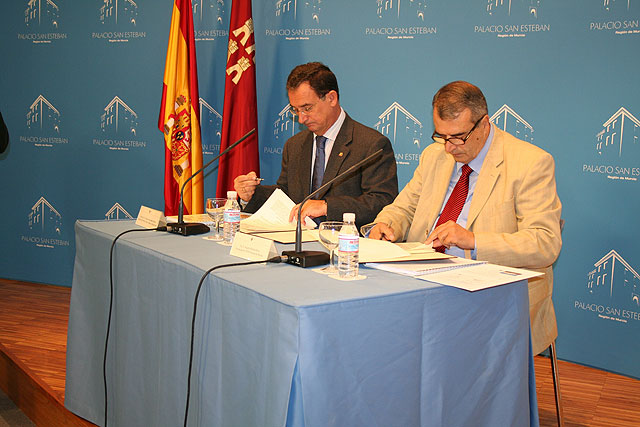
(364, 242), (543, 292)
(238, 189), (318, 243)
(358, 239), (451, 263)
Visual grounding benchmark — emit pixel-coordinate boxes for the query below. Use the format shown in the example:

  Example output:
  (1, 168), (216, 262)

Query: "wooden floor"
(1, 278), (639, 426)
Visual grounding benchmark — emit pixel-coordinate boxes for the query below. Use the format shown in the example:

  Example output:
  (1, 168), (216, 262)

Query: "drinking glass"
(360, 223), (375, 238)
(318, 221), (343, 274)
(205, 198), (226, 241)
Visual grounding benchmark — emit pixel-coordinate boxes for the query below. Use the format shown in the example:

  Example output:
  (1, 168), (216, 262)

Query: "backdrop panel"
(1, 0), (639, 379)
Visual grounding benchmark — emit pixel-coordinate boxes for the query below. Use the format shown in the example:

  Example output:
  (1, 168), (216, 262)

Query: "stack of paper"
(366, 257), (485, 276)
(416, 263), (543, 291)
(359, 239), (451, 263)
(366, 255), (543, 292)
(240, 189), (316, 233)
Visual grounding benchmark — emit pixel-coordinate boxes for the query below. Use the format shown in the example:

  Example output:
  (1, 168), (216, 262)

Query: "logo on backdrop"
(21, 197), (70, 248)
(474, 0), (551, 38)
(603, 0), (632, 11)
(589, 0), (639, 36)
(574, 250), (640, 323)
(200, 97), (222, 155)
(19, 95), (69, 148)
(105, 203), (133, 220)
(93, 96), (147, 151)
(265, 0), (331, 40)
(193, 0), (229, 41)
(374, 102), (423, 166)
(18, 0), (68, 43)
(371, 101), (424, 185)
(490, 104), (534, 142)
(582, 107), (640, 181)
(92, 0), (147, 42)
(365, 0), (437, 39)
(266, 103), (298, 156)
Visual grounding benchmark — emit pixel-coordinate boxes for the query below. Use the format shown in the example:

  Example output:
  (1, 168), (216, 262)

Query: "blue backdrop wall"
(1, 0), (639, 379)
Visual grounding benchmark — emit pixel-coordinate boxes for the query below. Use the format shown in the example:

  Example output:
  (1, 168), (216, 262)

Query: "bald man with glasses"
(368, 81), (562, 355)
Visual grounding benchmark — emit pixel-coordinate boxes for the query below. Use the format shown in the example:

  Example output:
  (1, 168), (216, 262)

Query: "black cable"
(104, 226), (166, 427)
(183, 255), (286, 427)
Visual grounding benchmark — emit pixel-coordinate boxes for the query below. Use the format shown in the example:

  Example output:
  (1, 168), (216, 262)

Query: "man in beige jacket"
(369, 81), (562, 355)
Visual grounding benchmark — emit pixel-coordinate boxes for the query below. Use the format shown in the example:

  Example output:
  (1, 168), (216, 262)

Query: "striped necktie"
(434, 164), (473, 253)
(311, 135), (327, 196)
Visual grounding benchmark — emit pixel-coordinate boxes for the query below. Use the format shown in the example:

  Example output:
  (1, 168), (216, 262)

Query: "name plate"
(136, 205), (167, 229)
(230, 232), (278, 261)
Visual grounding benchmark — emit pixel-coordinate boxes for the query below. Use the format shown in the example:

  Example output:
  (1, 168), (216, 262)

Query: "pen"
(255, 178), (264, 182)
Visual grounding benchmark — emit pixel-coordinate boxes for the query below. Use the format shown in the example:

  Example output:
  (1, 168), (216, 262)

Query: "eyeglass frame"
(289, 93), (327, 117)
(431, 114), (486, 146)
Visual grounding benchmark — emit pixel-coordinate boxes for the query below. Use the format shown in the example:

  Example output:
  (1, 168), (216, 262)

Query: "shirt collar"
(456, 122), (494, 174)
(314, 108), (345, 142)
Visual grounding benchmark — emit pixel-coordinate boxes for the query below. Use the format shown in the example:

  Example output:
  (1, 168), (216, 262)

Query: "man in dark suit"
(234, 62), (398, 229)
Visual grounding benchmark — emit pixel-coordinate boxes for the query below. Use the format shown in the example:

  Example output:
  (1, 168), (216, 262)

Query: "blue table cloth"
(65, 220), (538, 427)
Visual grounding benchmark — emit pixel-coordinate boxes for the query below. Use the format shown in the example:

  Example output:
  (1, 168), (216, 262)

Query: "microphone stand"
(282, 148), (383, 267)
(166, 128), (256, 236)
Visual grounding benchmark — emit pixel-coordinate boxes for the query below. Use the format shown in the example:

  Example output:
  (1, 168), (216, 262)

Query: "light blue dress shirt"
(432, 124), (495, 259)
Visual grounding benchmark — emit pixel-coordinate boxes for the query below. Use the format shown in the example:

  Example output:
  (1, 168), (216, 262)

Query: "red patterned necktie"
(434, 164), (473, 253)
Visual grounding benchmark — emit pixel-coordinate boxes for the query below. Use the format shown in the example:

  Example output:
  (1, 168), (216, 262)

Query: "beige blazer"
(374, 127), (562, 354)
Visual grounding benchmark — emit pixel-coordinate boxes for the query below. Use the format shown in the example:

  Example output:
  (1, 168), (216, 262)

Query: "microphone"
(282, 148), (384, 267)
(166, 128), (256, 236)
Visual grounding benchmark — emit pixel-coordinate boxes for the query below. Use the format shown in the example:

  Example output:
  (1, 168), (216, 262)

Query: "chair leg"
(549, 341), (564, 427)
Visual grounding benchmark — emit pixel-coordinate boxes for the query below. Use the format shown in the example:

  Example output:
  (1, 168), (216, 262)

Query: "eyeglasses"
(431, 115), (485, 145)
(290, 95), (326, 117)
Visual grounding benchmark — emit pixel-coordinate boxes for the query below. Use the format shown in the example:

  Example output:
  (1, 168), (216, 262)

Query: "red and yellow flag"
(158, 0), (203, 216)
(216, 0), (260, 196)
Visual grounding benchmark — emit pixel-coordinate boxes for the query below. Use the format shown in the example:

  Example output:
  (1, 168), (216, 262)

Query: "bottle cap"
(342, 213), (355, 222)
(227, 191), (237, 199)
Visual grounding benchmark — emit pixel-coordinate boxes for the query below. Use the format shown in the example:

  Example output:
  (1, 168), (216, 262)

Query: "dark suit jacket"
(245, 114), (398, 229)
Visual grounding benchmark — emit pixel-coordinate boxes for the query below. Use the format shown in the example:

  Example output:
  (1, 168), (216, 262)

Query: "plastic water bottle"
(338, 213), (359, 278)
(223, 190), (241, 245)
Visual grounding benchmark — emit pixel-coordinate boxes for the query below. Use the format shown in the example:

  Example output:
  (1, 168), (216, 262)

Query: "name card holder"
(230, 232), (278, 261)
(136, 205), (167, 229)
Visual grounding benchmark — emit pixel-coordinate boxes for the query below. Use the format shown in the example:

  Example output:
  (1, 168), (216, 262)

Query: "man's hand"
(289, 200), (327, 223)
(368, 223), (395, 241)
(425, 220), (475, 250)
(234, 171), (260, 202)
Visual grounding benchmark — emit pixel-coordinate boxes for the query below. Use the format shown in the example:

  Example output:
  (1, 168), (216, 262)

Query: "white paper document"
(416, 263), (543, 292)
(395, 242), (435, 254)
(366, 257), (485, 276)
(358, 238), (412, 262)
(239, 188), (316, 233)
(366, 254), (543, 291)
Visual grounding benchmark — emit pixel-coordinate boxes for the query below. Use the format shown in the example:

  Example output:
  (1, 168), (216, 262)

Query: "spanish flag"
(158, 0), (203, 216)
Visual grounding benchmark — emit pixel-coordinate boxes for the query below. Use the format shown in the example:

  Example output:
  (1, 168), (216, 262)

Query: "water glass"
(205, 198), (226, 241)
(318, 221), (343, 274)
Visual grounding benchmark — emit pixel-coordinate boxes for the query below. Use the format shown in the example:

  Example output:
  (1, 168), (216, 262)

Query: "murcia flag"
(158, 0), (203, 216)
(216, 0), (260, 196)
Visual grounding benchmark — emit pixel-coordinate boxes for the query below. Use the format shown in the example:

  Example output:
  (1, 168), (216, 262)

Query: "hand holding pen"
(233, 171), (263, 203)
(367, 221), (395, 241)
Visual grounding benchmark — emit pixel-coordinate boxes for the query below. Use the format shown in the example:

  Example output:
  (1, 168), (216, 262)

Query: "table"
(65, 220), (538, 427)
